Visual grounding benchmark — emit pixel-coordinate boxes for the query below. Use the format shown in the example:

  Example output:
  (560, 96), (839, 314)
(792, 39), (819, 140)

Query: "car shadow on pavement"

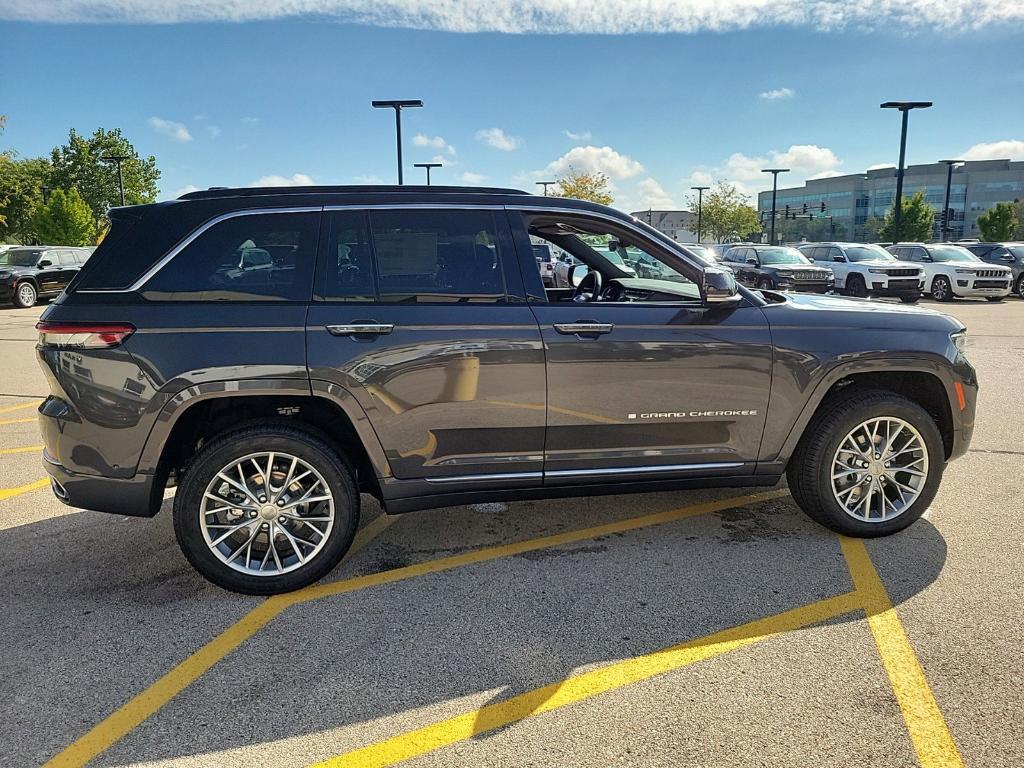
(0, 491), (949, 767)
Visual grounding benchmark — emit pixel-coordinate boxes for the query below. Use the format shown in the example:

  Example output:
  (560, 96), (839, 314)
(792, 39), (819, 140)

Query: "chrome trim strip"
(546, 462), (744, 478)
(426, 471), (543, 484)
(326, 323), (394, 336)
(77, 206), (323, 294)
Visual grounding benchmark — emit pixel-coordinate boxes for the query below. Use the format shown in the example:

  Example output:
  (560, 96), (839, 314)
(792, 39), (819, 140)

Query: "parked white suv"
(798, 242), (924, 303)
(887, 243), (1013, 302)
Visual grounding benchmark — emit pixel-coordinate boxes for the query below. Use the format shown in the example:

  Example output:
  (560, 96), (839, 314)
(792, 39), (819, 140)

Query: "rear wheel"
(845, 274), (868, 298)
(173, 423), (359, 594)
(986, 297), (1004, 303)
(13, 282), (37, 308)
(931, 275), (953, 302)
(786, 390), (944, 537)
(899, 295), (920, 304)
(1016, 274), (1024, 298)
(757, 277), (774, 290)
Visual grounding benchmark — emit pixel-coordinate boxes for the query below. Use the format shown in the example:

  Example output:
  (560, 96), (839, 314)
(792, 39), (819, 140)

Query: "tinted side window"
(320, 211), (375, 302)
(142, 211), (319, 301)
(369, 209), (506, 303)
(58, 250), (77, 266)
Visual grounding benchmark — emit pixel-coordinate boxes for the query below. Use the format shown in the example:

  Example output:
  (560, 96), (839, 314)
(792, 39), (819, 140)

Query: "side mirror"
(568, 263), (588, 288)
(833, 254), (847, 262)
(746, 258), (758, 266)
(1002, 254), (1015, 262)
(607, 239), (622, 251)
(37, 259), (52, 268)
(703, 267), (742, 306)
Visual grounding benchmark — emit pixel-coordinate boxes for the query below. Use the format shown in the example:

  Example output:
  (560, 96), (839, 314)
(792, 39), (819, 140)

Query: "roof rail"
(178, 184), (530, 200)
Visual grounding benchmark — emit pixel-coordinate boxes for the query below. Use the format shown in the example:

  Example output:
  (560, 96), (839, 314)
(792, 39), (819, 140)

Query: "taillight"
(36, 321), (135, 349)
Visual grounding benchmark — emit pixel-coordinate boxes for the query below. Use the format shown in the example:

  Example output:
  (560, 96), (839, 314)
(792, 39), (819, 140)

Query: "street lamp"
(762, 168), (789, 245)
(536, 181), (556, 196)
(101, 154), (130, 206)
(414, 162), (442, 185)
(371, 99), (424, 185)
(690, 185), (709, 243)
(880, 101), (933, 244)
(938, 159), (963, 241)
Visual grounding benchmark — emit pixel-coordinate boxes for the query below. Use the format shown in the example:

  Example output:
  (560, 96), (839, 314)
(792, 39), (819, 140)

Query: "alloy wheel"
(830, 417), (929, 522)
(932, 277), (950, 301)
(17, 283), (36, 307)
(199, 451), (335, 576)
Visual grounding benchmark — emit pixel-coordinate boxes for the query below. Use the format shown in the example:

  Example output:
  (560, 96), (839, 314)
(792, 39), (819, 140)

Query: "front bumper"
(952, 278), (1012, 298)
(42, 450), (162, 517)
(777, 281), (833, 294)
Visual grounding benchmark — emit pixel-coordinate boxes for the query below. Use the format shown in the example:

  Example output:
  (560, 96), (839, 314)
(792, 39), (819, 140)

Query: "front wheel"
(986, 297), (1004, 303)
(899, 295), (920, 304)
(13, 282), (37, 308)
(845, 274), (868, 298)
(1016, 274), (1024, 298)
(786, 390), (944, 537)
(173, 423), (359, 594)
(931, 275), (953, 302)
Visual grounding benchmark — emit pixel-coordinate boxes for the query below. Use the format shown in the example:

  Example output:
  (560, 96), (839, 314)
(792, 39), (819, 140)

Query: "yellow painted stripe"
(839, 536), (963, 768)
(0, 416), (37, 426)
(0, 444), (43, 455)
(312, 591), (863, 768)
(0, 400), (41, 415)
(46, 490), (785, 767)
(0, 477), (49, 502)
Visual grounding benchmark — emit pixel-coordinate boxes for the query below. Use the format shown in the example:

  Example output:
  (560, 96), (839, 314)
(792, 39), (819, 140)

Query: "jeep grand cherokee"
(36, 185), (977, 594)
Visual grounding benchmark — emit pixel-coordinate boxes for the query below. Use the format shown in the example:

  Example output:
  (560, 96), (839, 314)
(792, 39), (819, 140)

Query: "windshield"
(928, 246), (980, 263)
(0, 250), (42, 267)
(684, 245), (717, 264)
(1008, 246), (1024, 260)
(846, 245), (896, 263)
(757, 247), (811, 265)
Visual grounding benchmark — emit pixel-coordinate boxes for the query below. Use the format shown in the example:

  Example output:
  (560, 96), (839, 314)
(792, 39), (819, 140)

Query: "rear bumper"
(42, 450), (162, 517)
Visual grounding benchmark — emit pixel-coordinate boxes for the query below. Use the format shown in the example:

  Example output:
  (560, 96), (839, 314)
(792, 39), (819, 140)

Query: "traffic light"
(785, 204), (790, 219)
(820, 202), (827, 213)
(802, 203), (808, 214)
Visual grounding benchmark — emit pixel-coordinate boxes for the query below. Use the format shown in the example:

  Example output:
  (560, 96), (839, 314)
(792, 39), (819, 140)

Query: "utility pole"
(762, 168), (789, 245)
(690, 185), (709, 243)
(414, 162), (442, 185)
(880, 101), (932, 244)
(101, 154), (130, 206)
(371, 99), (424, 185)
(536, 181), (556, 196)
(938, 159), (963, 241)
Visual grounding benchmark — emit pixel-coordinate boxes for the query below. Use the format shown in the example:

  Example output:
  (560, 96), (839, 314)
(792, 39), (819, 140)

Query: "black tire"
(986, 297), (1004, 303)
(930, 275), (953, 302)
(1016, 274), (1024, 298)
(899, 295), (920, 304)
(786, 390), (944, 537)
(845, 274), (868, 298)
(173, 423), (359, 595)
(13, 281), (37, 309)
(757, 277), (774, 290)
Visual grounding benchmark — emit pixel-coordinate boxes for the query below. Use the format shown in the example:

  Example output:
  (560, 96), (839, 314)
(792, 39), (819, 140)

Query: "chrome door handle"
(553, 322), (614, 336)
(326, 323), (394, 337)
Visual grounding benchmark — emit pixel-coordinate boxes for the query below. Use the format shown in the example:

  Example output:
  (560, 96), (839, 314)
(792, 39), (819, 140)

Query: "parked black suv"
(36, 186), (976, 593)
(1, 245), (93, 308)
(721, 245), (835, 293)
(960, 242), (1024, 297)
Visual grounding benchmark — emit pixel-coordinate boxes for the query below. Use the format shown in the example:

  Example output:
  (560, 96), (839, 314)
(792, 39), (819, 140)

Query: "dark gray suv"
(36, 186), (977, 593)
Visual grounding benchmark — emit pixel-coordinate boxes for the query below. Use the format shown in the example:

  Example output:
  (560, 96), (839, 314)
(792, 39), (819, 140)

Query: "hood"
(769, 264), (832, 273)
(763, 290), (962, 331)
(857, 260), (919, 269)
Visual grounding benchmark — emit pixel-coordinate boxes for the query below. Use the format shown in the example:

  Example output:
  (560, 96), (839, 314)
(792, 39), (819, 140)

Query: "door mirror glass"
(746, 257), (758, 266)
(36, 259), (52, 268)
(703, 267), (741, 306)
(568, 263), (588, 287)
(833, 254), (846, 262)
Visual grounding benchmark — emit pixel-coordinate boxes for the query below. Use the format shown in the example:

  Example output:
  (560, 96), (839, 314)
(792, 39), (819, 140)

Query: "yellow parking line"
(839, 536), (963, 768)
(311, 591), (863, 768)
(46, 489), (786, 767)
(0, 477), (49, 502)
(0, 445), (43, 455)
(0, 400), (41, 415)
(0, 416), (37, 426)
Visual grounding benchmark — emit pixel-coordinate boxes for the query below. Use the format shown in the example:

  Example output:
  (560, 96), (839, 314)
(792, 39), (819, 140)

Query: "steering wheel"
(572, 269), (603, 302)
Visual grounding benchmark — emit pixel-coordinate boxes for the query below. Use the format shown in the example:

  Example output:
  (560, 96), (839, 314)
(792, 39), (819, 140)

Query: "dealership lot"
(1, 298), (1022, 768)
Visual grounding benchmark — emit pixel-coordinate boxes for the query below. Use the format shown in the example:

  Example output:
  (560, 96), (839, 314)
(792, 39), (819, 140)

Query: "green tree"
(49, 127), (160, 226)
(976, 202), (1018, 241)
(1013, 199), (1024, 240)
(551, 168), (613, 205)
(878, 190), (934, 242)
(687, 181), (761, 243)
(0, 156), (54, 244)
(861, 216), (884, 242)
(32, 188), (96, 246)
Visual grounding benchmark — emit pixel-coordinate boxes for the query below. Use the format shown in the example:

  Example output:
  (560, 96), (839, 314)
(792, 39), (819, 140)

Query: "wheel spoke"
(210, 519), (255, 547)
(277, 525), (307, 563)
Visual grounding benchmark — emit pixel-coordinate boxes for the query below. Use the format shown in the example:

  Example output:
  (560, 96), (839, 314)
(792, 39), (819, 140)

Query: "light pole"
(101, 154), (130, 206)
(690, 185), (709, 243)
(371, 99), (424, 185)
(938, 159), (963, 241)
(414, 162), (442, 185)
(536, 181), (556, 196)
(880, 101), (932, 244)
(762, 168), (789, 245)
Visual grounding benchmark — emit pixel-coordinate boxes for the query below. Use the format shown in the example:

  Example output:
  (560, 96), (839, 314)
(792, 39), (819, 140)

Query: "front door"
(306, 207), (547, 487)
(514, 211), (772, 484)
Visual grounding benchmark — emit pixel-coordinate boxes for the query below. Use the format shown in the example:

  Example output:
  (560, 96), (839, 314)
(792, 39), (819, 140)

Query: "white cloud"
(7, 1), (1020, 31)
(689, 144), (843, 197)
(241, 116), (261, 125)
(687, 170), (714, 187)
(476, 127), (521, 151)
(206, 125), (222, 138)
(866, 163), (896, 171)
(759, 87), (795, 101)
(352, 174), (386, 184)
(961, 139), (1024, 161)
(540, 145), (645, 180)
(251, 173), (314, 187)
(172, 184), (200, 198)
(413, 134), (456, 155)
(634, 177), (680, 210)
(564, 129), (592, 141)
(460, 172), (488, 184)
(147, 116), (192, 142)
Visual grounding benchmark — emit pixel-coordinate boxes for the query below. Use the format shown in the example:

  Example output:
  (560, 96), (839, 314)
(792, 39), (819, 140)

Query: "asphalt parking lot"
(1, 296), (1022, 768)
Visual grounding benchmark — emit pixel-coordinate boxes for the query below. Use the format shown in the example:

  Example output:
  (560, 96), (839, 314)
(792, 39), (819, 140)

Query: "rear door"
(306, 206), (546, 488)
(35, 250), (66, 294)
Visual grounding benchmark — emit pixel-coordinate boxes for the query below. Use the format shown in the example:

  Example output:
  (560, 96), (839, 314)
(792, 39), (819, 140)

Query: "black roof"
(179, 184), (529, 200)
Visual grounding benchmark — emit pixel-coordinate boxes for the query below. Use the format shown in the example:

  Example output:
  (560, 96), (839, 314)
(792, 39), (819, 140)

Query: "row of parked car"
(0, 244), (95, 308)
(537, 238), (1023, 303)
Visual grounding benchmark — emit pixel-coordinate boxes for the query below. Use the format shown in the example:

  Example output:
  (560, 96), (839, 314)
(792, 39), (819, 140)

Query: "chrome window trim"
(76, 206), (324, 294)
(426, 471), (543, 484)
(324, 203), (506, 211)
(545, 462), (744, 478)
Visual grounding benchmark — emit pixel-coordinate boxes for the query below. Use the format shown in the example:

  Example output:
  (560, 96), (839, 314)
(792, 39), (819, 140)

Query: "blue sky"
(3, 1), (1024, 213)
